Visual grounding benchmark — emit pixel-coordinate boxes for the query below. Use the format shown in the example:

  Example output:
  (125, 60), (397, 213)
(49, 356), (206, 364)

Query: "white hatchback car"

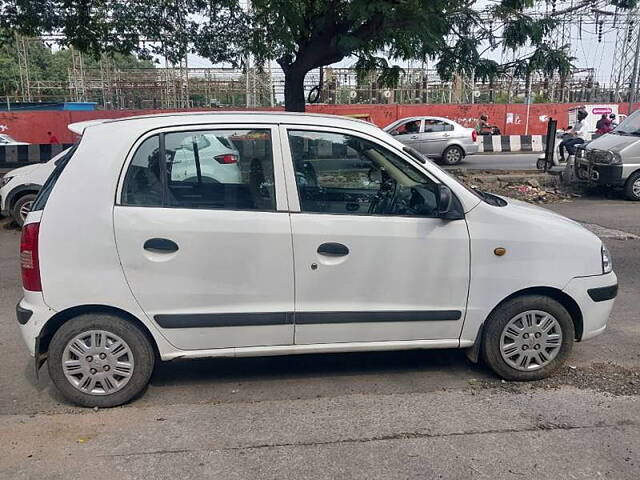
(1, 149), (70, 226)
(18, 112), (617, 407)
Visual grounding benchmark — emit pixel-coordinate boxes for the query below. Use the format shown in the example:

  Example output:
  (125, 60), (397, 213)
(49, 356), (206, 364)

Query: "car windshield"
(613, 110), (640, 136)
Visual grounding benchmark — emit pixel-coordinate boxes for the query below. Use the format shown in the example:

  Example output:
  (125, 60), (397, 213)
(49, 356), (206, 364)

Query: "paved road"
(450, 153), (540, 170)
(1, 198), (639, 479)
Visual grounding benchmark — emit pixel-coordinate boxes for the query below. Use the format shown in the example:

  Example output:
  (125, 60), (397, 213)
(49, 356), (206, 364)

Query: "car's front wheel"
(48, 314), (155, 407)
(481, 295), (574, 381)
(624, 171), (640, 201)
(12, 193), (37, 227)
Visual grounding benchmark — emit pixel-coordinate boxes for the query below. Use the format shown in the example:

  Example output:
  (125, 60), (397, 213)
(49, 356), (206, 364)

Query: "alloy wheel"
(633, 178), (640, 198)
(19, 200), (33, 222)
(445, 147), (462, 164)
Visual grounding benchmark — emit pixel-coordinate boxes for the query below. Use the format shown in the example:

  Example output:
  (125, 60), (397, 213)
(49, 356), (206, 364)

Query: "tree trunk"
(283, 68), (307, 112)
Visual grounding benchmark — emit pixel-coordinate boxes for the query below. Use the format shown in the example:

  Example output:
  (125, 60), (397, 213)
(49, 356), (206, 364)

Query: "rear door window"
(424, 119), (454, 133)
(120, 129), (276, 211)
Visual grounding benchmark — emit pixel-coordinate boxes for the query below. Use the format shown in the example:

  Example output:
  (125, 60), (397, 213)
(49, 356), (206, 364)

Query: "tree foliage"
(1, 0), (636, 110)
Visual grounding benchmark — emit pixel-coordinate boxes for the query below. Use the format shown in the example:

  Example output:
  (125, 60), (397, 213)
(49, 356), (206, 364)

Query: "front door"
(282, 126), (470, 345)
(114, 125), (294, 351)
(388, 119), (424, 150)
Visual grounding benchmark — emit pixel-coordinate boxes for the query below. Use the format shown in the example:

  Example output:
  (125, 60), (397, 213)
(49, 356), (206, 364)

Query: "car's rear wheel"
(48, 314), (155, 407)
(481, 295), (574, 381)
(12, 193), (37, 227)
(624, 171), (640, 201)
(442, 145), (464, 165)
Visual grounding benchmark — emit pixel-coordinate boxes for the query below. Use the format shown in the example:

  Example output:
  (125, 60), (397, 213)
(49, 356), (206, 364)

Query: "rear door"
(281, 126), (470, 345)
(420, 119), (455, 157)
(114, 125), (294, 351)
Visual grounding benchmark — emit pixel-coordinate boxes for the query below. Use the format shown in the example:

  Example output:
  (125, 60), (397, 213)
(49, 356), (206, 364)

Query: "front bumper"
(563, 271), (618, 341)
(575, 158), (625, 186)
(17, 290), (55, 356)
(0, 191), (8, 217)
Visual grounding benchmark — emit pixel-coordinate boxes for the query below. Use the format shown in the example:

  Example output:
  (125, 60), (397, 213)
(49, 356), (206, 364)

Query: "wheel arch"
(466, 286), (583, 363)
(36, 304), (160, 367)
(623, 168), (640, 198)
(6, 183), (41, 210)
(444, 142), (467, 156)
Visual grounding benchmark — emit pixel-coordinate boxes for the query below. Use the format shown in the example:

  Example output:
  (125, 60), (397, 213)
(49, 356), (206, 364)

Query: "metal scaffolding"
(610, 6), (640, 104)
(15, 34), (32, 102)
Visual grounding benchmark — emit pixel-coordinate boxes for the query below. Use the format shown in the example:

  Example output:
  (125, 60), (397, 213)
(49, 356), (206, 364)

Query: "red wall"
(1, 103), (638, 144)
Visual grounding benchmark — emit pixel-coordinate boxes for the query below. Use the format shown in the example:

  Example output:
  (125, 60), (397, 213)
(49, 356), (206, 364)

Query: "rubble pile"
(451, 170), (578, 204)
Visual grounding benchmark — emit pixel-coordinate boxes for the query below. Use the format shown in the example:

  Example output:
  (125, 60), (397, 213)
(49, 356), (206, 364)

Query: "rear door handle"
(144, 238), (179, 253)
(317, 242), (349, 256)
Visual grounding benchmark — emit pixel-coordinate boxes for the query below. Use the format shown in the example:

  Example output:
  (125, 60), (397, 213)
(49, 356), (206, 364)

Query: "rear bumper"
(465, 143), (480, 156)
(563, 272), (618, 341)
(17, 290), (55, 356)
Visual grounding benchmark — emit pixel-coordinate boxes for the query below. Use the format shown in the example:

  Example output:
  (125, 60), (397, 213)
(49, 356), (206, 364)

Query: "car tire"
(48, 314), (155, 408)
(536, 158), (546, 170)
(442, 146), (464, 165)
(481, 295), (574, 381)
(12, 193), (37, 227)
(624, 171), (640, 201)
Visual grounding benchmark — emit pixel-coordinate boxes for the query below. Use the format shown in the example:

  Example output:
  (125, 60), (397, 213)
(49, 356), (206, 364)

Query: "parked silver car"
(383, 116), (479, 165)
(575, 109), (640, 200)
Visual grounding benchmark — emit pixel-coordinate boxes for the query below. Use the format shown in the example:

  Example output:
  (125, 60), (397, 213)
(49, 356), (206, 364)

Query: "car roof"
(396, 116), (459, 123)
(69, 111), (375, 135)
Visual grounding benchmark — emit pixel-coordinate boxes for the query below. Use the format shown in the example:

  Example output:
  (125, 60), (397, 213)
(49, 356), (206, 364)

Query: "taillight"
(215, 154), (238, 164)
(472, 129), (478, 142)
(20, 223), (42, 291)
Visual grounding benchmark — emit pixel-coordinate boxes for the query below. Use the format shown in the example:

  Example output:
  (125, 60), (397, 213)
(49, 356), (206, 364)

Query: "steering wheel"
(368, 177), (398, 214)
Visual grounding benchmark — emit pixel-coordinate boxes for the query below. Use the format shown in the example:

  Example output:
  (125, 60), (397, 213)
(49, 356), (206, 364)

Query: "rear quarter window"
(31, 145), (78, 211)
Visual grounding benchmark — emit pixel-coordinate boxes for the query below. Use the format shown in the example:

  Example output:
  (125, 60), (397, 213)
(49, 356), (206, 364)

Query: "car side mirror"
(438, 185), (464, 220)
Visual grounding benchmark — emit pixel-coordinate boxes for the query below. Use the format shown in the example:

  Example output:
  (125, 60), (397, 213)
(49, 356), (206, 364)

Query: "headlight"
(598, 151), (622, 165)
(0, 176), (14, 188)
(601, 243), (613, 274)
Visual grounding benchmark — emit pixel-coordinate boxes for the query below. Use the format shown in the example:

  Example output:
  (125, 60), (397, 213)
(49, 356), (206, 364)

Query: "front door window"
(288, 130), (439, 217)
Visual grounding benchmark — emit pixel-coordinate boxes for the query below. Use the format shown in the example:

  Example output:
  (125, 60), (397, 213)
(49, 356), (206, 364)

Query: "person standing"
(47, 131), (59, 144)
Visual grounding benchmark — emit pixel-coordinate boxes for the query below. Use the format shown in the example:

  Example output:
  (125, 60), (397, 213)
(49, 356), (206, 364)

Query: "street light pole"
(628, 25), (640, 115)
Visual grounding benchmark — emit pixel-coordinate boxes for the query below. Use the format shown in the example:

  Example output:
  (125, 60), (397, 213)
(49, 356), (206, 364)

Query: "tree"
(1, 0), (637, 111)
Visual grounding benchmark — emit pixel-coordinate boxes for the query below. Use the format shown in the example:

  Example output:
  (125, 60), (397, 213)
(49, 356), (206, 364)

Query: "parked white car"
(384, 116), (479, 165)
(1, 149), (70, 226)
(18, 112), (617, 407)
(169, 132), (242, 184)
(0, 133), (29, 146)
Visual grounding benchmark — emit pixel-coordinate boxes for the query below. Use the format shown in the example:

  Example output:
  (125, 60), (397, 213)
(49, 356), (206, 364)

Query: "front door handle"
(317, 242), (349, 256)
(144, 238), (179, 253)
(410, 135), (419, 140)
